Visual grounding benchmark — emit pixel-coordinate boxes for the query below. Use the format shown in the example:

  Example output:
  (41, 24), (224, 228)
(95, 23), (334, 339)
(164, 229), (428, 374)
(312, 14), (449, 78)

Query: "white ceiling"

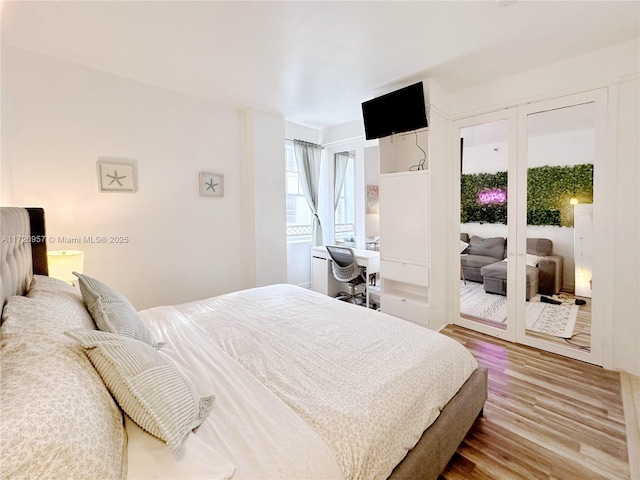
(2, 1), (639, 130)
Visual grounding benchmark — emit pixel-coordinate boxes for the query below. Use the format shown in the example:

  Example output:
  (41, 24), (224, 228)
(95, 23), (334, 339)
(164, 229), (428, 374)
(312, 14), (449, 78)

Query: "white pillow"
(1, 329), (125, 479)
(502, 255), (543, 267)
(66, 328), (215, 454)
(2, 276), (96, 336)
(460, 240), (469, 253)
(526, 254), (544, 267)
(73, 272), (164, 349)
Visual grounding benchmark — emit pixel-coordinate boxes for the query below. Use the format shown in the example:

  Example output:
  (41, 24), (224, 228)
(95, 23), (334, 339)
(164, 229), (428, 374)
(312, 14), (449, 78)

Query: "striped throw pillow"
(73, 272), (164, 349)
(66, 328), (214, 453)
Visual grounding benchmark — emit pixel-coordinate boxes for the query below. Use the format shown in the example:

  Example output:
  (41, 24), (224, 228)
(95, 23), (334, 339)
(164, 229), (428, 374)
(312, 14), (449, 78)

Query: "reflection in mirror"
(459, 120), (509, 330)
(334, 151), (356, 245)
(524, 103), (594, 352)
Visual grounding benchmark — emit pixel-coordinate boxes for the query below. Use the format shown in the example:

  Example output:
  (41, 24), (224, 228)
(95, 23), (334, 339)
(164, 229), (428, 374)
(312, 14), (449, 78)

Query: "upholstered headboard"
(0, 207), (48, 311)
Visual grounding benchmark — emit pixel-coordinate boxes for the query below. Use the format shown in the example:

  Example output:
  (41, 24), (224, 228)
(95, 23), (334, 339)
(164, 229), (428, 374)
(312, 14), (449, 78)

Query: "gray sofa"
(460, 234), (563, 299)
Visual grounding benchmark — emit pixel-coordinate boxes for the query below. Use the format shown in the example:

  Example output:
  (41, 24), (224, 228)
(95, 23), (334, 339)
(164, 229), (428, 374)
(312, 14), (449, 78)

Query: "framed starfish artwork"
(97, 159), (137, 193)
(199, 172), (224, 197)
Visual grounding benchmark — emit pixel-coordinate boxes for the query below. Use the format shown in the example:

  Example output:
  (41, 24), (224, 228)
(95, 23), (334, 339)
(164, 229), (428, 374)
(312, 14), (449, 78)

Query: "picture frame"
(97, 158), (137, 193)
(199, 172), (224, 197)
(366, 185), (379, 214)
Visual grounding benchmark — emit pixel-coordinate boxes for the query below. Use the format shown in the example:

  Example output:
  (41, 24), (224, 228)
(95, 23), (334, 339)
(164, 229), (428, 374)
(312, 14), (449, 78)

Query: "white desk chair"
(325, 245), (367, 306)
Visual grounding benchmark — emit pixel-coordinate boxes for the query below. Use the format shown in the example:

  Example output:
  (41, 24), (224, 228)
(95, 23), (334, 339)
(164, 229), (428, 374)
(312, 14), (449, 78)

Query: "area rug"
(525, 298), (578, 338)
(460, 281), (507, 322)
(460, 281), (578, 338)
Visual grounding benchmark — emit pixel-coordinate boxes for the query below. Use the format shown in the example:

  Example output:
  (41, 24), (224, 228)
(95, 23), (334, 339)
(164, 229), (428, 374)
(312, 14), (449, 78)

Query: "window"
(334, 152), (355, 243)
(285, 142), (312, 242)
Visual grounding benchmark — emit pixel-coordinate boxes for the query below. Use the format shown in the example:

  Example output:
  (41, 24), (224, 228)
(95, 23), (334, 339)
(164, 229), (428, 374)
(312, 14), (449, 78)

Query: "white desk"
(311, 246), (380, 307)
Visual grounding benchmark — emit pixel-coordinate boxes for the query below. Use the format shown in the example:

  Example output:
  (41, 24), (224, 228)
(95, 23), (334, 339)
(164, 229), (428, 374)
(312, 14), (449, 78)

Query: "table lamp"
(47, 250), (84, 286)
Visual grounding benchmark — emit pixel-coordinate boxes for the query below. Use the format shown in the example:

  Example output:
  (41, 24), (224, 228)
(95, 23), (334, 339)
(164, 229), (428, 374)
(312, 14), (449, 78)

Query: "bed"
(0, 206), (487, 480)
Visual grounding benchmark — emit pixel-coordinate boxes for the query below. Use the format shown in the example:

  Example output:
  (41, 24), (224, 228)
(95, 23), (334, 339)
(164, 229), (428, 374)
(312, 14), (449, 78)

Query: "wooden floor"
(439, 325), (630, 480)
(621, 372), (640, 479)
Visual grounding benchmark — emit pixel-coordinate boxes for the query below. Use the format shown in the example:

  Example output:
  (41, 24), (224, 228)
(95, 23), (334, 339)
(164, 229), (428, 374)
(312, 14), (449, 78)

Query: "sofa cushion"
(480, 261), (539, 300)
(461, 255), (500, 270)
(466, 236), (505, 259)
(526, 238), (553, 256)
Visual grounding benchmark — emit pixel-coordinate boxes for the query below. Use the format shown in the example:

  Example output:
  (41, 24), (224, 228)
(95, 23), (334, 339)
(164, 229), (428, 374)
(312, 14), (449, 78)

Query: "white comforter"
(135, 284), (477, 480)
(131, 301), (342, 480)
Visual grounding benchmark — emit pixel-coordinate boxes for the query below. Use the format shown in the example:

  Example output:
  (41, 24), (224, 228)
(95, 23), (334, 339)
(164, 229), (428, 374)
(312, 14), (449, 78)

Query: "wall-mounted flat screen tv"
(361, 82), (428, 140)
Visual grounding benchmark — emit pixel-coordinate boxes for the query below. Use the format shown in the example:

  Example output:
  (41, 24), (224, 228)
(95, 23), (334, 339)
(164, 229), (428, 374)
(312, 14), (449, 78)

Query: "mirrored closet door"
(516, 90), (606, 365)
(456, 110), (518, 342)
(455, 90), (606, 366)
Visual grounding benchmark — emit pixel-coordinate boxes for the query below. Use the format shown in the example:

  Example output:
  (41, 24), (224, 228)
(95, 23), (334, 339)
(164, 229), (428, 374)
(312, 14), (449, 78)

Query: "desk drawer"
(381, 260), (429, 286)
(382, 294), (430, 328)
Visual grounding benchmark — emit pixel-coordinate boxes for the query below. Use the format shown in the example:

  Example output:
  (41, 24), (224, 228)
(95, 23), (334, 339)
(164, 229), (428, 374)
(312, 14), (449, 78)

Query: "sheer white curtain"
(293, 140), (324, 246)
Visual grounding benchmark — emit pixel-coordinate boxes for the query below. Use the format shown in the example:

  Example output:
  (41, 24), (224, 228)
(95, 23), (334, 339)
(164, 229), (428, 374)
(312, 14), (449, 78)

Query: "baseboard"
(620, 371), (640, 480)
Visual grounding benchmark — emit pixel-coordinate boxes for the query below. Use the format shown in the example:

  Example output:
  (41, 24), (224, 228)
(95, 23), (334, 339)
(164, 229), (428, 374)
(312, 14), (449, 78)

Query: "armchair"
(526, 238), (563, 294)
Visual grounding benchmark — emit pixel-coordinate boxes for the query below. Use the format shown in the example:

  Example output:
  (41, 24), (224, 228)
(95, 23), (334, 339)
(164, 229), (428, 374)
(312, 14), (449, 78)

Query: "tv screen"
(361, 82), (428, 140)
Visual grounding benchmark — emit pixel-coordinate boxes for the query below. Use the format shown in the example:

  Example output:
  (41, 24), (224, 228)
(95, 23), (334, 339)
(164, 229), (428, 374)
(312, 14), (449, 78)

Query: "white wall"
(463, 130), (594, 174)
(425, 78), (453, 332)
(321, 120), (365, 146)
(611, 75), (640, 376)
(285, 122), (320, 145)
(449, 39), (639, 116)
(245, 110), (287, 287)
(2, 46), (284, 309)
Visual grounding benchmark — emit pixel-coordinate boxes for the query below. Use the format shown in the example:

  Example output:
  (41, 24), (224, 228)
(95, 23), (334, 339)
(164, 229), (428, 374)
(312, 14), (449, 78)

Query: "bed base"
(388, 365), (488, 480)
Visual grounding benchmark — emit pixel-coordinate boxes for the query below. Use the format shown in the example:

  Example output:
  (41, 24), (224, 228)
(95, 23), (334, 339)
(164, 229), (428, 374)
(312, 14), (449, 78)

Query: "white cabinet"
(311, 255), (340, 297)
(379, 171), (431, 327)
(381, 259), (429, 285)
(382, 291), (429, 328)
(379, 171), (429, 263)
